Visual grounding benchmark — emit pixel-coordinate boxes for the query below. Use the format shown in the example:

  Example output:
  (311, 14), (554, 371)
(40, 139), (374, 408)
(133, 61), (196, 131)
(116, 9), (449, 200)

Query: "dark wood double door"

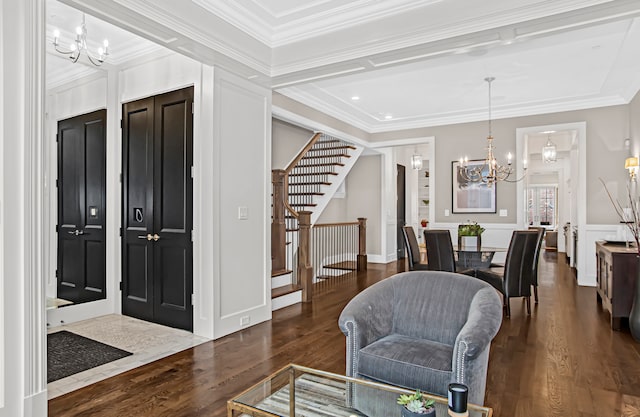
(122, 87), (194, 331)
(57, 109), (107, 304)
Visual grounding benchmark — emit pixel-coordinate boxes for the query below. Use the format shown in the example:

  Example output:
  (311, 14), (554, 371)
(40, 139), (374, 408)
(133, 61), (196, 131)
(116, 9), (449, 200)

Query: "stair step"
(271, 284), (302, 299)
(295, 162), (345, 168)
(317, 139), (340, 144)
(302, 153), (351, 160)
(289, 192), (324, 196)
(308, 145), (356, 152)
(291, 203), (317, 207)
(286, 228), (300, 232)
(323, 261), (357, 271)
(289, 172), (338, 177)
(289, 181), (332, 186)
(271, 269), (293, 278)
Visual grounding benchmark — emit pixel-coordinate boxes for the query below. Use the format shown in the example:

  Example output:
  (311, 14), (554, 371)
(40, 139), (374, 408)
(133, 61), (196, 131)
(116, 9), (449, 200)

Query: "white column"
(1, 0), (47, 416)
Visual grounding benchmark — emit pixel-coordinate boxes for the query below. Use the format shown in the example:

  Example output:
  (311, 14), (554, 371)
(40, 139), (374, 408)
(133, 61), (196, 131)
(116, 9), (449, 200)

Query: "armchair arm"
(338, 280), (395, 377)
(451, 287), (502, 405)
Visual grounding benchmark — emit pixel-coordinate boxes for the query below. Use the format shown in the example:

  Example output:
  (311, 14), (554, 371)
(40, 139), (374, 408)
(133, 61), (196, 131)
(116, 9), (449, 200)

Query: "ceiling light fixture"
(411, 154), (423, 170)
(542, 131), (557, 163)
(458, 77), (526, 186)
(351, 96), (360, 101)
(52, 13), (109, 66)
(625, 156), (638, 180)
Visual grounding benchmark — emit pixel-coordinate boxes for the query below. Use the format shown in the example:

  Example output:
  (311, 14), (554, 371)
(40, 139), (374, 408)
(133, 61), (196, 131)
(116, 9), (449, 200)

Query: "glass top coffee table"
(228, 364), (492, 417)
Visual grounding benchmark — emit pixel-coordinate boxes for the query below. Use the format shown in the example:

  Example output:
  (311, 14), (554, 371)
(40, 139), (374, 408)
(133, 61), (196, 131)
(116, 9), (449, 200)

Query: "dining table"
(454, 245), (507, 269)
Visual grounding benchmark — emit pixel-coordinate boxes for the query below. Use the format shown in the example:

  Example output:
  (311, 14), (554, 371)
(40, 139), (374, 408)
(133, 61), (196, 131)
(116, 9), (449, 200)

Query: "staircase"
(271, 133), (364, 310)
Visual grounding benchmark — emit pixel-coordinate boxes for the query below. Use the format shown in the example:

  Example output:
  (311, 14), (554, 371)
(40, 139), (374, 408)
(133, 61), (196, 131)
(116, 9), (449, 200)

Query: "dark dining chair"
(475, 230), (539, 317)
(402, 226), (429, 270)
(528, 227), (546, 304)
(423, 229), (475, 276)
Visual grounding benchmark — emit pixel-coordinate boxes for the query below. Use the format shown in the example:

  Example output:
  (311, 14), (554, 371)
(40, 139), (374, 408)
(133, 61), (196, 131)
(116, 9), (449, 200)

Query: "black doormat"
(47, 330), (133, 383)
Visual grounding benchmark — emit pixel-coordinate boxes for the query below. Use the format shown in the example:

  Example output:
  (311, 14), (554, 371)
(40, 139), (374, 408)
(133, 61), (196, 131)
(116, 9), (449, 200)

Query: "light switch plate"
(238, 206), (248, 220)
(444, 209), (450, 217)
(499, 209), (508, 217)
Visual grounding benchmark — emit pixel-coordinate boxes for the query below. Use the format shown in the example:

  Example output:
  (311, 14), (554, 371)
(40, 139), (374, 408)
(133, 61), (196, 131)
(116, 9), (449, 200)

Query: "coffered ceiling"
(54, 0), (640, 133)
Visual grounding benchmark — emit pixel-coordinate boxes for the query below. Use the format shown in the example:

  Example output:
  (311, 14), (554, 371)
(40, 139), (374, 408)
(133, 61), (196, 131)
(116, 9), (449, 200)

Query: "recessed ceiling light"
(540, 130), (556, 134)
(385, 114), (393, 120)
(351, 96), (360, 101)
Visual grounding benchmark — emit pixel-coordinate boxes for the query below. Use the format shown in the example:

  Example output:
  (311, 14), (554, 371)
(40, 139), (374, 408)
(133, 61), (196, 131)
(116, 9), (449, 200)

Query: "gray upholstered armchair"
(338, 271), (502, 415)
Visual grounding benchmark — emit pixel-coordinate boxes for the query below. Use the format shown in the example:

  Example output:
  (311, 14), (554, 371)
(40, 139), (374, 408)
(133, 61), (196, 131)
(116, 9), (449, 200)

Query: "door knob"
(68, 230), (84, 236)
(137, 234), (153, 240)
(152, 234), (160, 241)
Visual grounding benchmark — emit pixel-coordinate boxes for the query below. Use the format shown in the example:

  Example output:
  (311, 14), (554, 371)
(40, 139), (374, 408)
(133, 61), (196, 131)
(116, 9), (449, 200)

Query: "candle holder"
(448, 383), (469, 417)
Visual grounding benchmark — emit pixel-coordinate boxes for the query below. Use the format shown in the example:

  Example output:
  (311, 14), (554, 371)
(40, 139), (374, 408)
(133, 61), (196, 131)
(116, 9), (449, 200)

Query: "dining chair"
(423, 229), (475, 276)
(474, 230), (539, 317)
(401, 226), (429, 271)
(528, 227), (546, 304)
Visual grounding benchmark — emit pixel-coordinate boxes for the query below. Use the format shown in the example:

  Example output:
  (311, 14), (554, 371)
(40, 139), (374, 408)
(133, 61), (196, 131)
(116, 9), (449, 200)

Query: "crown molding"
(279, 87), (629, 134)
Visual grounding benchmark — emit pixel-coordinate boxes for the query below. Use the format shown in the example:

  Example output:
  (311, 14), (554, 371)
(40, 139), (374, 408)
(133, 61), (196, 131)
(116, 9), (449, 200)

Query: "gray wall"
(370, 105), (630, 225)
(272, 118), (313, 169)
(318, 155), (383, 255)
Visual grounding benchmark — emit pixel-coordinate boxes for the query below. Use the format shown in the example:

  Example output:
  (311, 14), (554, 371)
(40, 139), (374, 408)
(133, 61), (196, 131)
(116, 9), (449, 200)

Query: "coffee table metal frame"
(227, 363), (492, 417)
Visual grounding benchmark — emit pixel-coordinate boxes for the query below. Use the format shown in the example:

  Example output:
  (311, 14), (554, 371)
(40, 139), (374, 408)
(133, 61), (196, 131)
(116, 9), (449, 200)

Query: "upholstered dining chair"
(475, 230), (539, 317)
(338, 271), (503, 416)
(423, 229), (475, 276)
(402, 226), (429, 270)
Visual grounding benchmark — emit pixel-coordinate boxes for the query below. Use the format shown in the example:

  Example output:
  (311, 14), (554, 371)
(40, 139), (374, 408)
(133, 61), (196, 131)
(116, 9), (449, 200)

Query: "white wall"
(45, 52), (273, 340)
(212, 68), (272, 338)
(272, 118), (312, 169)
(1, 0), (48, 415)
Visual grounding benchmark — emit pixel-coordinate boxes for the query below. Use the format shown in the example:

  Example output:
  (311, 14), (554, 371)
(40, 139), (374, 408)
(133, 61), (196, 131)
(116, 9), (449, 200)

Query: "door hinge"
(191, 230), (194, 242)
(119, 173), (123, 183)
(191, 102), (194, 114)
(119, 281), (123, 291)
(55, 224), (59, 233)
(55, 269), (58, 278)
(56, 133), (59, 142)
(190, 166), (194, 178)
(191, 293), (194, 306)
(120, 119), (123, 129)
(119, 228), (122, 237)
(55, 179), (59, 188)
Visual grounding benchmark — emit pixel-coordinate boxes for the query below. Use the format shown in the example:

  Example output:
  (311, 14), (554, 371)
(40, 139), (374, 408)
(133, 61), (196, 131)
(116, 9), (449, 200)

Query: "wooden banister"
(285, 132), (322, 174)
(298, 211), (313, 302)
(272, 170), (287, 273)
(357, 217), (367, 271)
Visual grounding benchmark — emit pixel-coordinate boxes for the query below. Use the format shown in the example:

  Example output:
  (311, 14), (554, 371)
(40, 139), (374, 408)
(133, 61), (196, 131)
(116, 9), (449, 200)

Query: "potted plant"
(458, 221), (484, 250)
(397, 390), (436, 416)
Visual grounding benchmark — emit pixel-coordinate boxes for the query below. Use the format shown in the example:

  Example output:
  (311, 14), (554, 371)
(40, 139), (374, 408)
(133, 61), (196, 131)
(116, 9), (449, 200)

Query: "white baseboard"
(24, 390), (47, 417)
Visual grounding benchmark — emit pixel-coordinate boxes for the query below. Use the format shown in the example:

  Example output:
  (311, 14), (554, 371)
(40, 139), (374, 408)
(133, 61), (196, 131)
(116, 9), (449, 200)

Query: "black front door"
(122, 87), (194, 331)
(397, 164), (406, 259)
(57, 109), (107, 304)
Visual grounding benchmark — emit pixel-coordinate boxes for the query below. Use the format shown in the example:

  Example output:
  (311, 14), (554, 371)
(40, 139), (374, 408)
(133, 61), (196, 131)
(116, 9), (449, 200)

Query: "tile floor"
(47, 314), (209, 399)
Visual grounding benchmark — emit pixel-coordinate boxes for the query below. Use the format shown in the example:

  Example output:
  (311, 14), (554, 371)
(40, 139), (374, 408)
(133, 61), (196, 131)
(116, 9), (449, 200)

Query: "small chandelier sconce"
(541, 131), (557, 164)
(625, 156), (638, 180)
(52, 13), (109, 66)
(411, 154), (423, 170)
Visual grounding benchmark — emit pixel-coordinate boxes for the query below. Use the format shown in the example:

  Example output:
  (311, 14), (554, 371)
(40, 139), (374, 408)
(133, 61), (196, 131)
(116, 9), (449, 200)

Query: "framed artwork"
(452, 160), (497, 213)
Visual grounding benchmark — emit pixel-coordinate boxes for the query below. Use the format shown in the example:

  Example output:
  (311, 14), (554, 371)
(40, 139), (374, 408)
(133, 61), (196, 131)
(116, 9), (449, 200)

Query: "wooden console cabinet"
(595, 241), (637, 330)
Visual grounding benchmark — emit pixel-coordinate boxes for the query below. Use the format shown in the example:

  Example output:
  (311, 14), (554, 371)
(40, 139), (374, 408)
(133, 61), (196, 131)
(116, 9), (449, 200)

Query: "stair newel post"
(272, 169), (287, 273)
(357, 217), (367, 271)
(298, 211), (313, 302)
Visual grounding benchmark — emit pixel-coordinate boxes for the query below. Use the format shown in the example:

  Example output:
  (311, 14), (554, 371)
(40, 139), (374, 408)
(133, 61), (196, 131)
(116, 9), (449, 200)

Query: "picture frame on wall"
(452, 160), (497, 213)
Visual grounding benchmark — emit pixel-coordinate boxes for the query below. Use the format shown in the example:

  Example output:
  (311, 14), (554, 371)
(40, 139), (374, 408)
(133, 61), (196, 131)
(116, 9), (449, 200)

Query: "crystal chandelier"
(52, 14), (109, 66)
(411, 154), (423, 170)
(458, 77), (526, 186)
(541, 131), (557, 163)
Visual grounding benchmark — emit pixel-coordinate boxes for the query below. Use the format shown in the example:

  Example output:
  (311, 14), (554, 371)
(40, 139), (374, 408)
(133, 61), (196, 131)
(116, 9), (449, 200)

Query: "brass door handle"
(152, 234), (160, 241)
(137, 234), (153, 241)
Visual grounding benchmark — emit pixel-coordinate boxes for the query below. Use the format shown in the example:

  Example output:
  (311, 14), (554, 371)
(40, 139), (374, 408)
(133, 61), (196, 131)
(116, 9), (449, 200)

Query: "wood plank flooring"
(48, 253), (640, 417)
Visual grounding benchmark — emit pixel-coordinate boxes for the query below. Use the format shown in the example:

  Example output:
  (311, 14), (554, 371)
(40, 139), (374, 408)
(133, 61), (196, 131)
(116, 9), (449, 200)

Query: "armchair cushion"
(359, 334), (453, 391)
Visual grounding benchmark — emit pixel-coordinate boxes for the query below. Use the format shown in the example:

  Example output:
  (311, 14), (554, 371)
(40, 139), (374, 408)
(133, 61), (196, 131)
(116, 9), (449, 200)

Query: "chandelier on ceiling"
(52, 14), (109, 66)
(458, 77), (526, 186)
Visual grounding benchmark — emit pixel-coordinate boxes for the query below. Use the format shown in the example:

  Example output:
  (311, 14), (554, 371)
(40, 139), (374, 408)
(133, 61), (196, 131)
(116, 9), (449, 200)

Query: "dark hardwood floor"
(49, 253), (640, 417)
